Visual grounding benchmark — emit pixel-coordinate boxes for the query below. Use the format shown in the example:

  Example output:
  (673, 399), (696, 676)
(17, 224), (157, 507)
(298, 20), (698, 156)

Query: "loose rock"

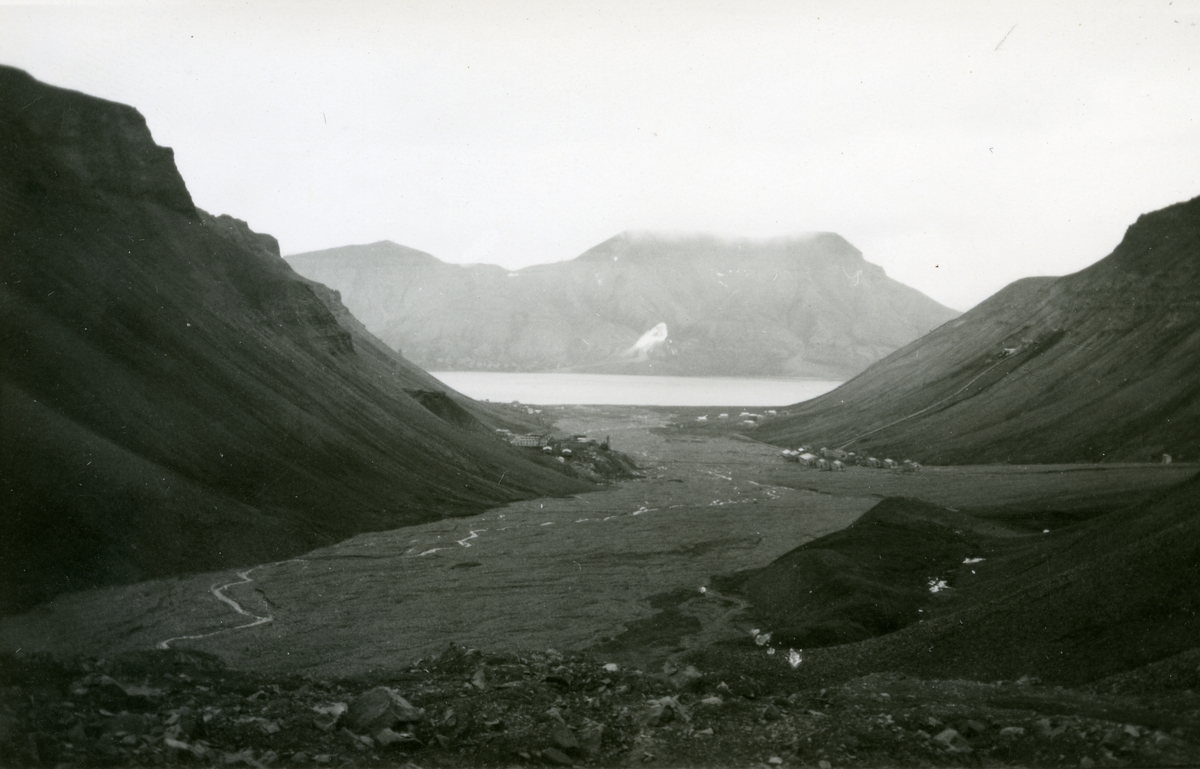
(343, 687), (423, 734)
(932, 727), (972, 753)
(551, 721), (580, 754)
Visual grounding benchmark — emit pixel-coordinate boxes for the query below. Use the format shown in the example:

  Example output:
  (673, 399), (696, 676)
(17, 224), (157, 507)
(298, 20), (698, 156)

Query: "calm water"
(429, 371), (842, 407)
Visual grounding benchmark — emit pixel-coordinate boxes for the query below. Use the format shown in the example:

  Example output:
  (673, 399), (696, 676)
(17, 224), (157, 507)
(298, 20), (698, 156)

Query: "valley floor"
(1, 405), (1196, 767)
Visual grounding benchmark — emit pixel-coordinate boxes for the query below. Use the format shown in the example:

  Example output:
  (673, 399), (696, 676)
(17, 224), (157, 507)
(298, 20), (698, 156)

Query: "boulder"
(343, 687), (423, 735)
(550, 722), (579, 754)
(578, 719), (605, 758)
(643, 696), (688, 727)
(375, 728), (422, 749)
(932, 727), (972, 753)
(668, 665), (703, 691)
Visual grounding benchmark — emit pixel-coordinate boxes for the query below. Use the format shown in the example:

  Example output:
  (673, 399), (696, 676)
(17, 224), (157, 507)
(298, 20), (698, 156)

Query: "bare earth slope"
(0, 66), (587, 614)
(286, 232), (959, 378)
(756, 195), (1200, 463)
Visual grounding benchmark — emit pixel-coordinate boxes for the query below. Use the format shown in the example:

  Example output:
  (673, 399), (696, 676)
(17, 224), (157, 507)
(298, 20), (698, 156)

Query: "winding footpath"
(157, 529), (495, 649)
(157, 560), (305, 650)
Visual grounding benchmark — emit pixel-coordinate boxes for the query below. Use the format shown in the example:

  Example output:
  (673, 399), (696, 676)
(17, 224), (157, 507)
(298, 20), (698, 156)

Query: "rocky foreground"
(4, 641), (1199, 768)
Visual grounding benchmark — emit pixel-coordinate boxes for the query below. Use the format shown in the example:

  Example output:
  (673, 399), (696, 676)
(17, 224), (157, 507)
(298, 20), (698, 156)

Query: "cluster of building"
(780, 445), (922, 473)
(495, 429), (608, 462)
(695, 409), (788, 425)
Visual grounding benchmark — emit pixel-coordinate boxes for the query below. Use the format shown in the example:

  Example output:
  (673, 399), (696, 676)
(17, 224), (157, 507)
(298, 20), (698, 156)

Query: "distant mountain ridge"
(756, 194), (1200, 463)
(0, 66), (586, 613)
(286, 233), (959, 379)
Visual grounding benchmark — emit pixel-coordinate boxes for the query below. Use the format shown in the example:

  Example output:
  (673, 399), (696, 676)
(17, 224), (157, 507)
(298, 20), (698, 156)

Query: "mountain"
(0, 66), (589, 614)
(286, 233), (959, 379)
(755, 195), (1200, 463)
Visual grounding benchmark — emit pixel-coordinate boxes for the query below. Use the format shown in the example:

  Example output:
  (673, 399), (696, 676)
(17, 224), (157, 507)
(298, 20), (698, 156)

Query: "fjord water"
(431, 372), (842, 406)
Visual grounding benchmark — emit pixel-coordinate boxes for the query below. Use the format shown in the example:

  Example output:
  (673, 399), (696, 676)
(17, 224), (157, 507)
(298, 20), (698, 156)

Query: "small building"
(1162, 453), (1173, 464)
(815, 458), (832, 471)
(831, 460), (845, 471)
(882, 458), (898, 469)
(510, 434), (547, 448)
(864, 457), (881, 468)
(797, 452), (818, 467)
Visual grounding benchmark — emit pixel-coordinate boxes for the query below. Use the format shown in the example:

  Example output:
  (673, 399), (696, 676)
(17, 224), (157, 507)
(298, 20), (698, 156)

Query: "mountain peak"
(1083, 193), (1200, 281)
(0, 65), (195, 215)
(287, 240), (442, 266)
(289, 231), (957, 378)
(576, 230), (861, 264)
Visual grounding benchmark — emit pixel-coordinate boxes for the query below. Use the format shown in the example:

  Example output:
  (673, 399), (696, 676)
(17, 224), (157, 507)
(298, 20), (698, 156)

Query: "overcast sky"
(3, 0), (1199, 310)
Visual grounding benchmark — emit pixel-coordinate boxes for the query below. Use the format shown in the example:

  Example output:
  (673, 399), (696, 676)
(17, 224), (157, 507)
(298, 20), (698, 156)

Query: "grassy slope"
(755, 195), (1200, 464)
(0, 66), (586, 613)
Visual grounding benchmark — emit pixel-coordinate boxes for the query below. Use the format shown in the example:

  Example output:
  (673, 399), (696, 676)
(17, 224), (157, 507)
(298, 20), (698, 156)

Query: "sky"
(2, 0), (1199, 310)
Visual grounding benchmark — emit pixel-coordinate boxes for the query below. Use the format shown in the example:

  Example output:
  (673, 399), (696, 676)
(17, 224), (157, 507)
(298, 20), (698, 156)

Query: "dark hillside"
(732, 471), (1200, 686)
(728, 498), (994, 649)
(756, 195), (1200, 463)
(0, 66), (587, 613)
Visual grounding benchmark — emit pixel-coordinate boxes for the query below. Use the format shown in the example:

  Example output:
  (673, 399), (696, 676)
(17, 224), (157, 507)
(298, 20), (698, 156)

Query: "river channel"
(0, 406), (876, 677)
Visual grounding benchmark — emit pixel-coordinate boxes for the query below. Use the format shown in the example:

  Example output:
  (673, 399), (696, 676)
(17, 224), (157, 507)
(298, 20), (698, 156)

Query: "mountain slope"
(755, 195), (1200, 463)
(733, 471), (1200, 686)
(286, 233), (959, 378)
(0, 66), (587, 613)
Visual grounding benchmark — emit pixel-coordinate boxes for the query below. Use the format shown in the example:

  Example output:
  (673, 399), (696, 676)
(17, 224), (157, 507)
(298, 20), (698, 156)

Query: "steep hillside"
(732, 471), (1200, 686)
(0, 66), (588, 613)
(755, 195), (1200, 463)
(286, 233), (959, 379)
